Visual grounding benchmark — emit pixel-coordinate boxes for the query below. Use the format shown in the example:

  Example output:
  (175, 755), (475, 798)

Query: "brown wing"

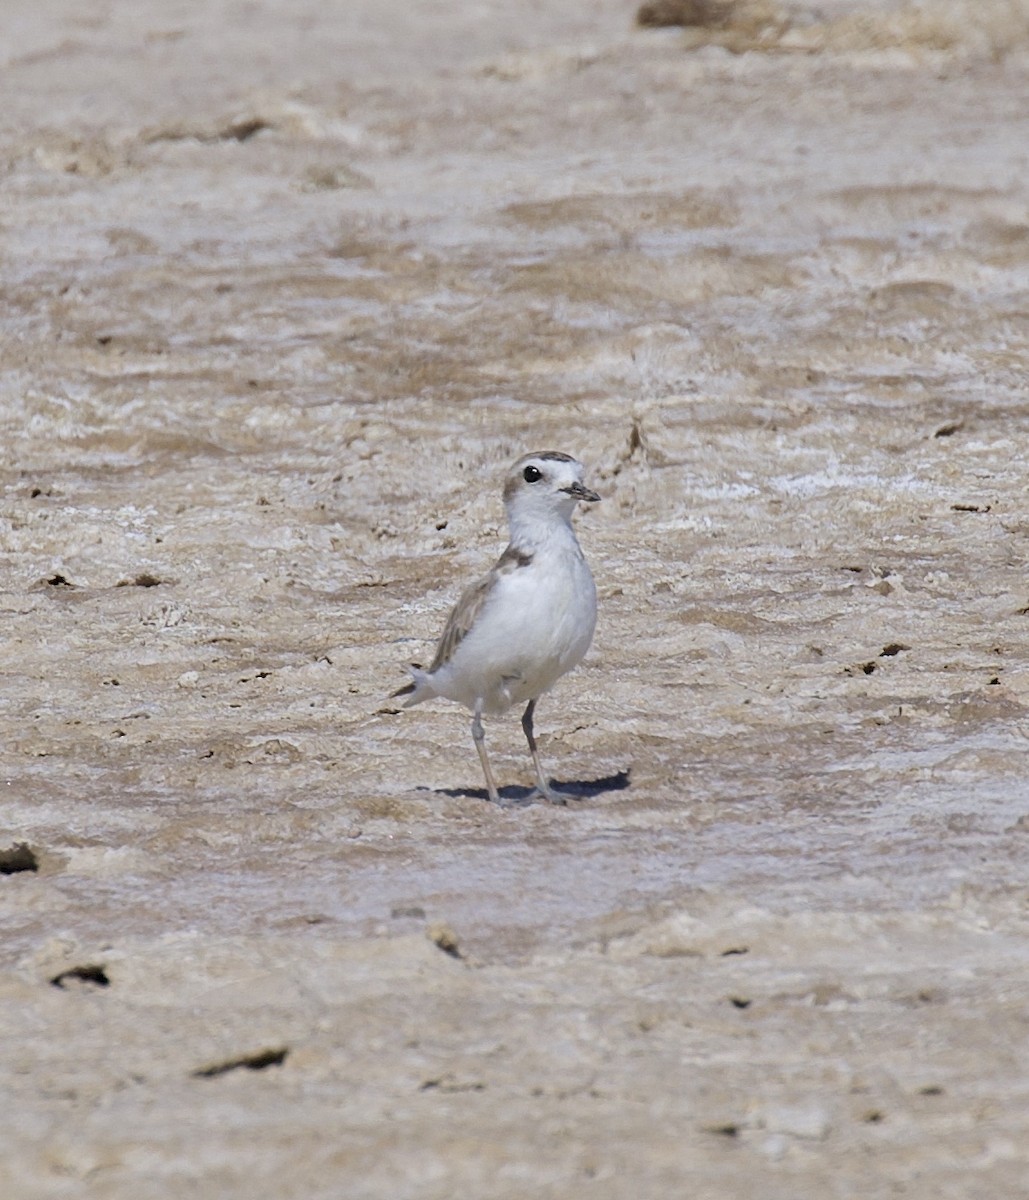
(428, 572), (496, 672)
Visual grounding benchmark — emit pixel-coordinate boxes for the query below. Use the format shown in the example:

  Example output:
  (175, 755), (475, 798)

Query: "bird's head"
(502, 451), (600, 533)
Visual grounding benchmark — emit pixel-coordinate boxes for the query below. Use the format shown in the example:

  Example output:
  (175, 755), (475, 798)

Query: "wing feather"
(428, 573), (495, 671)
(424, 543), (532, 674)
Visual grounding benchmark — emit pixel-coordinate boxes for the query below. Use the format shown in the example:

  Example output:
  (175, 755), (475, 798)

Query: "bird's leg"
(471, 699), (501, 804)
(521, 699), (568, 806)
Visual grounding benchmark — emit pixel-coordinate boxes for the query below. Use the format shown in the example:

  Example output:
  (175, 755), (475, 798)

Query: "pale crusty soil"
(1, 2), (1028, 1197)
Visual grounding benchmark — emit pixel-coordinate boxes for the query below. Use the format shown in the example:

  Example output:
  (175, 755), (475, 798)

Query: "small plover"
(395, 451), (600, 805)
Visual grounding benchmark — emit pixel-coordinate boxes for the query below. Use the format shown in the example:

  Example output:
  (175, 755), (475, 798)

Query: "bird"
(394, 450), (600, 805)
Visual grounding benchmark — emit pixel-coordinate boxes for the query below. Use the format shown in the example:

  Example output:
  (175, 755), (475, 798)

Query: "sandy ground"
(1, 0), (1028, 1196)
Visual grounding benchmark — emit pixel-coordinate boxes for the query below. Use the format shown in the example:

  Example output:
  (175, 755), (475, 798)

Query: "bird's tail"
(391, 665), (435, 708)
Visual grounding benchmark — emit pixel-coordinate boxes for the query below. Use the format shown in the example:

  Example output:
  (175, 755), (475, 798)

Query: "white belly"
(435, 550), (596, 714)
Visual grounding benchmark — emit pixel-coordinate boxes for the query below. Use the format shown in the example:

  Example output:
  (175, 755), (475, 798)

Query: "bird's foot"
(531, 782), (571, 807)
(492, 793), (526, 809)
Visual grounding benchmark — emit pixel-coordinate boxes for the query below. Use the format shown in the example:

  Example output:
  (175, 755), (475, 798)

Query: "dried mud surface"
(2, 1), (1028, 1197)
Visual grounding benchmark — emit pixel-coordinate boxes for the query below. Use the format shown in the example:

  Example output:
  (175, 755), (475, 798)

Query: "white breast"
(439, 540), (596, 714)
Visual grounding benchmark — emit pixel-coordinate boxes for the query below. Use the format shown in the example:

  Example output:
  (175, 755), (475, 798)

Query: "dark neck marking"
(497, 545), (534, 572)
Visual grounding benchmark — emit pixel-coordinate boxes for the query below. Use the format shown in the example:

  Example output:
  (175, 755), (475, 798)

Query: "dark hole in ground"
(419, 1075), (485, 1094)
(116, 572), (163, 588)
(729, 996), (752, 1009)
(704, 1123), (739, 1138)
(637, 0), (730, 29)
(0, 843), (39, 874)
(220, 118), (269, 142)
(51, 964), (110, 989)
(193, 1047), (289, 1078)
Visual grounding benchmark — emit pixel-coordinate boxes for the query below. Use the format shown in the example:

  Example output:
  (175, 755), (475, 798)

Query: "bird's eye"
(523, 465), (542, 483)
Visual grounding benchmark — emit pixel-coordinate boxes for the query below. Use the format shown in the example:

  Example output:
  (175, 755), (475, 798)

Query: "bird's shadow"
(427, 769), (631, 807)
